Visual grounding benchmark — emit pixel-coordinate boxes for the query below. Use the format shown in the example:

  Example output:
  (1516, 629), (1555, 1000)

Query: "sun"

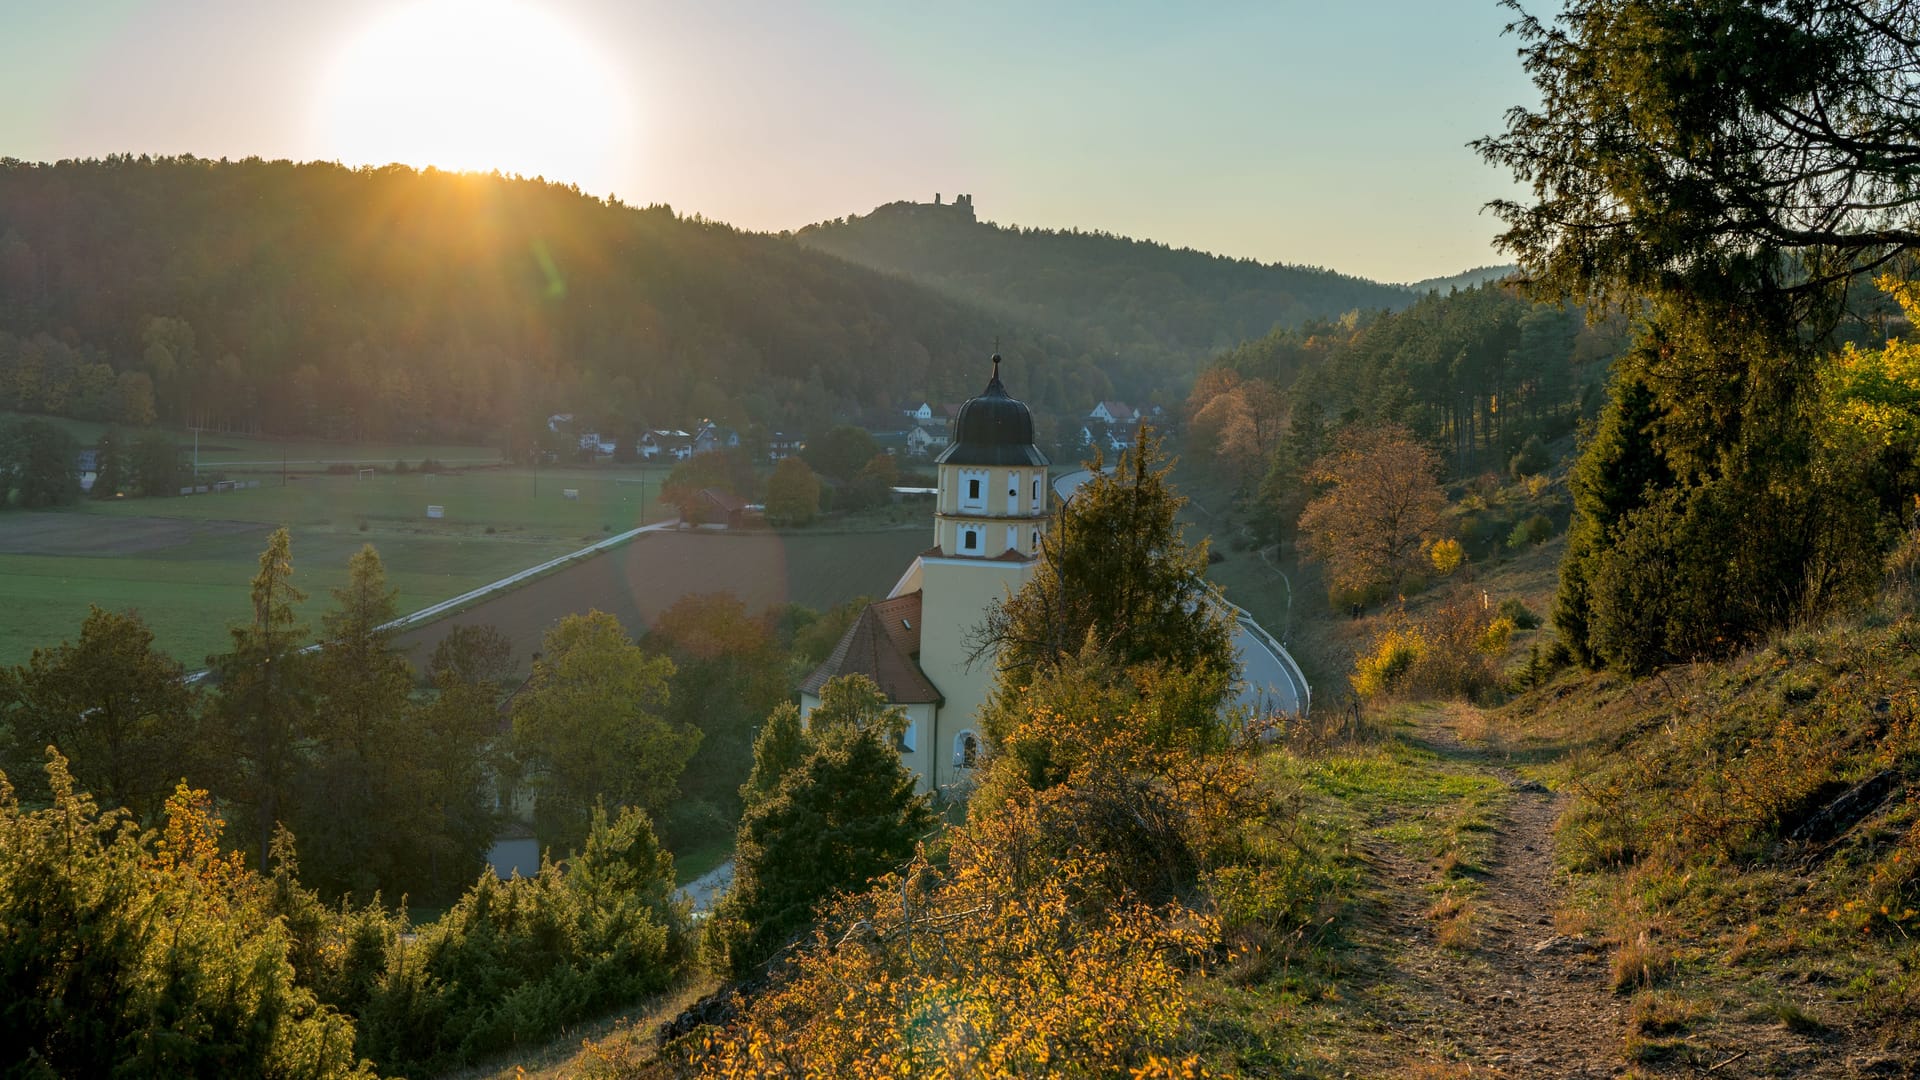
(313, 0), (631, 190)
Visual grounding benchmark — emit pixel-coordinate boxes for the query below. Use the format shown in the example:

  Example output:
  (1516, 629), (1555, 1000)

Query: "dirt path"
(1339, 710), (1630, 1078)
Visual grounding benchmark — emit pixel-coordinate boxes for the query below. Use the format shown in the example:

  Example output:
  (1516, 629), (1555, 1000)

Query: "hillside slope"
(795, 197), (1416, 393)
(0, 158), (1117, 443)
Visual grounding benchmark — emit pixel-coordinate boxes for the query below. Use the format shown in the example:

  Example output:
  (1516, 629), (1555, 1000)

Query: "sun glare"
(314, 0), (631, 190)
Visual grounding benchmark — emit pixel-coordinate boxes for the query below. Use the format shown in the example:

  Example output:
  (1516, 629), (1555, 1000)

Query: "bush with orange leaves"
(1351, 599), (1515, 703)
(676, 820), (1218, 1078)
(656, 652), (1297, 1078)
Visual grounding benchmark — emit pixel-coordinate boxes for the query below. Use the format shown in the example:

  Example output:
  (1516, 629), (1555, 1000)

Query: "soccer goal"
(357, 467), (376, 481)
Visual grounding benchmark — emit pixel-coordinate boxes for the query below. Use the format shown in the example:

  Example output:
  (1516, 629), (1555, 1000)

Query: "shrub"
(1430, 538), (1465, 576)
(1477, 616), (1516, 655)
(1352, 626), (1425, 698)
(1354, 602), (1515, 702)
(1497, 597), (1542, 629)
(0, 759), (371, 1080)
(1507, 513), (1555, 548)
(1509, 434), (1551, 479)
(349, 805), (687, 1075)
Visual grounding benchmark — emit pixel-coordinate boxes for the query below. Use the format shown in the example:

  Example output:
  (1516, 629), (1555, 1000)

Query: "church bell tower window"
(958, 468), (988, 511)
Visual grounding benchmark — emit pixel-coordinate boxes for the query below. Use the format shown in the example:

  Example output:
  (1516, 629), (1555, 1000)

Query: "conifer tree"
(978, 429), (1234, 683)
(706, 675), (931, 978)
(208, 526), (311, 871)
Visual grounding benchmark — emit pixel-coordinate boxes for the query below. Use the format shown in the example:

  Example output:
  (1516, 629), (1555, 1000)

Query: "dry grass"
(1609, 927), (1673, 993)
(1629, 990), (1706, 1036)
(442, 977), (717, 1080)
(1427, 890), (1479, 951)
(1553, 904), (1597, 937)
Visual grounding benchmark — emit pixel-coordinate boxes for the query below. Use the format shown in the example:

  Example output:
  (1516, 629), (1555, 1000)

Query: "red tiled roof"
(798, 590), (942, 703)
(697, 488), (748, 513)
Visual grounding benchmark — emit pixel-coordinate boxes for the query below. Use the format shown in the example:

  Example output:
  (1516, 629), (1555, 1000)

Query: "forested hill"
(1407, 264), (1517, 294)
(0, 157), (1126, 443)
(794, 198), (1417, 375)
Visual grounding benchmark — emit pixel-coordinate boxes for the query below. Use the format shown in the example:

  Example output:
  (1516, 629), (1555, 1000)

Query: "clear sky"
(0, 0), (1538, 283)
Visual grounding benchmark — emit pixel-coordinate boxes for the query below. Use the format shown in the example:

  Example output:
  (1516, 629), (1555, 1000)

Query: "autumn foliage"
(661, 643), (1318, 1078)
(1298, 424), (1450, 602)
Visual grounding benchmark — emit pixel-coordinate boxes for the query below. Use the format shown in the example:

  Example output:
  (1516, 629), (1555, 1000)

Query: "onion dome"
(935, 355), (1051, 468)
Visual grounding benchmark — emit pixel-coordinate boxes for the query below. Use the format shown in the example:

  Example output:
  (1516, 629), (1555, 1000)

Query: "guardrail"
(1206, 583), (1311, 718)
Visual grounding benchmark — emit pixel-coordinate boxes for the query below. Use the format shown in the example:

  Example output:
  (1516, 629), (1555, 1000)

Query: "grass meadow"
(0, 464), (676, 666)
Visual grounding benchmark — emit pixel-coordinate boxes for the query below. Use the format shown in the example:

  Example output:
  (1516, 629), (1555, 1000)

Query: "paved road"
(1230, 615), (1306, 717)
(677, 860), (733, 914)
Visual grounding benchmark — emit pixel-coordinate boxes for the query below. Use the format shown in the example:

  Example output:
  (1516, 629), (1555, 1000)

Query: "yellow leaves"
(687, 827), (1220, 1078)
(1351, 626), (1425, 699)
(1429, 538), (1465, 576)
(1820, 276), (1920, 450)
(1476, 616), (1516, 656)
(1876, 273), (1920, 320)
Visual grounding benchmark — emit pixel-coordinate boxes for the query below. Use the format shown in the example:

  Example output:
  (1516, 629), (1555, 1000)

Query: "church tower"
(798, 354), (1051, 795)
(912, 354), (1050, 788)
(931, 353), (1052, 560)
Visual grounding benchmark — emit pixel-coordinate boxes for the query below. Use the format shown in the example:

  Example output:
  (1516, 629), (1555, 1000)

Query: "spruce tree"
(207, 527), (311, 872)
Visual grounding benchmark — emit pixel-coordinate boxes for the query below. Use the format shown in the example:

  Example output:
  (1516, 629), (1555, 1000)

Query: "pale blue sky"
(0, 0), (1538, 282)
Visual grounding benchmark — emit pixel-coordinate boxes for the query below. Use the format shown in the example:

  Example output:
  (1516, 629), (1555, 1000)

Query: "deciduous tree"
(0, 606), (196, 822)
(0, 416), (77, 507)
(511, 611), (697, 854)
(645, 593), (789, 837)
(1297, 424), (1450, 601)
(764, 455), (821, 526)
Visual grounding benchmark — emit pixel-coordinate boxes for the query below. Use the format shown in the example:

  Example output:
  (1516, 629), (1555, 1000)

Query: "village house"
(691, 421), (740, 455)
(639, 429), (693, 460)
(766, 431), (805, 461)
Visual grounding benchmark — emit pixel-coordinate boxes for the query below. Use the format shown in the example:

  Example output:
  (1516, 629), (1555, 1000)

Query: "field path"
(1382, 711), (1620, 1068)
(1330, 709), (1630, 1077)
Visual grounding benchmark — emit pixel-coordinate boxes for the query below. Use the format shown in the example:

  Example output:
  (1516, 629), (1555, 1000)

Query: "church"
(798, 354), (1050, 795)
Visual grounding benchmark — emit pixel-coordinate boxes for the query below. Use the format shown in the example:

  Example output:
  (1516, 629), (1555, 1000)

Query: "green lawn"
(84, 466), (675, 538)
(0, 466), (680, 665)
(0, 527), (582, 667)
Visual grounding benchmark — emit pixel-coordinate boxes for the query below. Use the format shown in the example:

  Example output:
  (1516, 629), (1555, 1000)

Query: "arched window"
(954, 730), (981, 769)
